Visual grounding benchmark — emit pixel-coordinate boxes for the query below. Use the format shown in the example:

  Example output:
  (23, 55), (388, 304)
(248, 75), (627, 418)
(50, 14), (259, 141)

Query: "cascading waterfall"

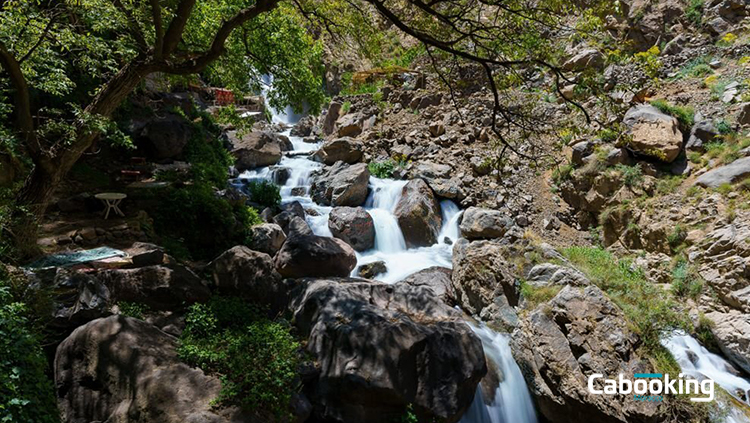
(460, 324), (538, 423)
(243, 82), (539, 422)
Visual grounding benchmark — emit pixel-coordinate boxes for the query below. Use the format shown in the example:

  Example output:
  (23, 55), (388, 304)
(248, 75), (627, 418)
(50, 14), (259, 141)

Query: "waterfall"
(260, 74), (305, 125)
(438, 199), (462, 244)
(460, 323), (538, 423)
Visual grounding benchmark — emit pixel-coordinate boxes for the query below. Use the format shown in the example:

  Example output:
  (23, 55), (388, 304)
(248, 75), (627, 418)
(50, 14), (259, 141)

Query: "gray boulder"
(451, 239), (518, 316)
(562, 49), (604, 71)
(246, 223), (287, 256)
(526, 263), (590, 287)
(230, 130), (292, 171)
(139, 114), (192, 159)
(623, 105), (684, 163)
(695, 156), (750, 188)
(686, 120), (718, 152)
(459, 207), (513, 240)
(397, 266), (455, 305)
(55, 315), (237, 423)
(313, 137), (363, 165)
(209, 246), (285, 308)
(274, 217), (357, 278)
(394, 179), (442, 247)
(291, 278), (486, 423)
(311, 162), (370, 207)
(706, 310), (750, 374)
(336, 112), (365, 137)
(328, 206), (375, 251)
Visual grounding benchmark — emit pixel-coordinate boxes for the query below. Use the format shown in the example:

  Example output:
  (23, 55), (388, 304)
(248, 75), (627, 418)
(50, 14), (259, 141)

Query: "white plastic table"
(95, 193), (127, 220)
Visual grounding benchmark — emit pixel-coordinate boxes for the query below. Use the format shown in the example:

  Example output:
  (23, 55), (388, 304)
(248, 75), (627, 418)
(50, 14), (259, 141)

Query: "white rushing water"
(663, 333), (750, 423)
(460, 324), (538, 423)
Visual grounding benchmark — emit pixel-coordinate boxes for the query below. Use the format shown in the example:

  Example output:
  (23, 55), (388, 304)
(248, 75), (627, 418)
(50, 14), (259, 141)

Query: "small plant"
(520, 281), (563, 308)
(368, 159), (397, 178)
(685, 0), (704, 26)
(615, 164), (643, 188)
(694, 313), (719, 352)
(634, 45), (662, 79)
(552, 163), (574, 184)
(649, 99), (695, 127)
(656, 175), (685, 194)
(246, 206), (263, 227)
(716, 182), (734, 195)
(118, 301), (147, 319)
(667, 224), (687, 249)
(717, 32), (738, 47)
(341, 101), (352, 114)
(671, 260), (702, 299)
(395, 404), (419, 423)
(214, 104), (254, 137)
(598, 128), (619, 143)
(715, 119), (733, 135)
(247, 180), (281, 209)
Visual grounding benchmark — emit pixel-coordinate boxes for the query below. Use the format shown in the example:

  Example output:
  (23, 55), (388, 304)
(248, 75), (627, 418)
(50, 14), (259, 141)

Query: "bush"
(552, 163), (574, 184)
(615, 164), (643, 188)
(649, 99), (695, 128)
(184, 127), (233, 188)
(686, 0), (704, 26)
(0, 274), (59, 423)
(671, 260), (703, 299)
(634, 46), (662, 79)
(562, 246), (690, 351)
(667, 224), (687, 249)
(179, 297), (300, 418)
(715, 119), (733, 135)
(246, 180), (281, 209)
(368, 159), (397, 178)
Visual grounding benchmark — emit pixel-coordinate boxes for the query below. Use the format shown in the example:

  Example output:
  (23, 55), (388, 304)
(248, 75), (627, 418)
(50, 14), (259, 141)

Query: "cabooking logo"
(588, 373), (715, 402)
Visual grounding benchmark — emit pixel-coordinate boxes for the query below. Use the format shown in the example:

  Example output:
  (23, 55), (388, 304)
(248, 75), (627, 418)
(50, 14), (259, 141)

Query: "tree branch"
(151, 0), (164, 58)
(162, 0), (196, 55)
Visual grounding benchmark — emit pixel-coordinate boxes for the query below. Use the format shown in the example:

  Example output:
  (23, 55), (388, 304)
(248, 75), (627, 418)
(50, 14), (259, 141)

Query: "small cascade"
(366, 178), (408, 254)
(438, 199), (462, 244)
(460, 324), (538, 423)
(663, 333), (750, 407)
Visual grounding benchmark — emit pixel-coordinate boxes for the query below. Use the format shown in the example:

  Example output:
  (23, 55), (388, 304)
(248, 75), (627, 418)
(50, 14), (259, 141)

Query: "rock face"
(686, 120), (718, 152)
(55, 315), (235, 423)
(274, 217), (357, 278)
(694, 156), (750, 188)
(397, 266), (455, 305)
(322, 101), (342, 136)
(291, 278), (486, 423)
(328, 206), (375, 251)
(311, 162), (370, 206)
(246, 223), (287, 256)
(706, 310), (750, 374)
(97, 264), (210, 311)
(31, 268), (112, 330)
(562, 48), (604, 71)
(394, 179), (442, 247)
(230, 130), (291, 171)
(623, 105), (684, 163)
(313, 137), (363, 165)
(139, 115), (192, 159)
(526, 263), (590, 287)
(209, 246), (285, 308)
(451, 239), (518, 316)
(511, 285), (664, 423)
(336, 113), (366, 137)
(459, 207), (513, 240)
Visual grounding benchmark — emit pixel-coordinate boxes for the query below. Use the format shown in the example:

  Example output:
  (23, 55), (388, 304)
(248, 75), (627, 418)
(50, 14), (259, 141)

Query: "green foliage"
(552, 163), (574, 184)
(246, 180), (281, 209)
(649, 99), (695, 128)
(369, 159), (397, 178)
(667, 224), (688, 249)
(0, 272), (59, 423)
(520, 280), (563, 308)
(341, 101), (352, 114)
(686, 0), (705, 26)
(615, 164), (643, 187)
(394, 404), (419, 423)
(179, 297), (299, 417)
(562, 247), (690, 351)
(246, 207), (263, 227)
(598, 128), (619, 143)
(671, 260), (703, 299)
(634, 46), (662, 79)
(118, 301), (147, 319)
(715, 119), (733, 135)
(214, 105), (255, 137)
(656, 175), (685, 194)
(184, 112), (234, 187)
(694, 313), (718, 352)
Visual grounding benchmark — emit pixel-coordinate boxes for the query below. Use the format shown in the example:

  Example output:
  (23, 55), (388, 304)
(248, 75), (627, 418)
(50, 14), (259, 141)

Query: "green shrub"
(650, 99), (695, 128)
(184, 128), (233, 188)
(369, 159), (397, 178)
(520, 281), (563, 308)
(179, 297), (299, 418)
(247, 180), (281, 209)
(0, 275), (59, 423)
(671, 260), (703, 299)
(686, 0), (704, 26)
(246, 206), (263, 227)
(656, 175), (685, 194)
(615, 164), (643, 187)
(341, 101), (352, 113)
(715, 119), (733, 135)
(667, 224), (688, 249)
(562, 246), (690, 351)
(214, 104), (254, 137)
(118, 301), (147, 319)
(552, 163), (574, 184)
(598, 128), (619, 143)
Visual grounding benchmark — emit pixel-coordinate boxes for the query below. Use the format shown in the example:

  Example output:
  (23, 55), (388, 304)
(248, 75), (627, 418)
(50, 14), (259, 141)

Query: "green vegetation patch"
(246, 180), (281, 209)
(649, 99), (695, 128)
(179, 297), (300, 418)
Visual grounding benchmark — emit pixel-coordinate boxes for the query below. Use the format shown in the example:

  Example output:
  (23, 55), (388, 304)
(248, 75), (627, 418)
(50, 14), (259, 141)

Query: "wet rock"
(394, 179), (442, 247)
(311, 162), (370, 206)
(55, 315), (236, 423)
(358, 260), (387, 279)
(274, 217), (357, 278)
(210, 246), (285, 309)
(695, 157), (750, 188)
(291, 278), (486, 423)
(459, 207), (513, 240)
(397, 266), (455, 305)
(623, 105), (684, 162)
(246, 223), (287, 256)
(511, 285), (664, 423)
(328, 206), (375, 251)
(452, 239), (518, 316)
(96, 264), (210, 311)
(313, 137), (364, 165)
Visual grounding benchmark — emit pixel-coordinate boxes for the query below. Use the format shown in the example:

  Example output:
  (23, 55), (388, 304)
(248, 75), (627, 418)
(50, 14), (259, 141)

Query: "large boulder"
(322, 101), (342, 136)
(328, 206), (375, 251)
(291, 278), (486, 423)
(274, 217), (357, 278)
(313, 137), (363, 165)
(311, 162), (370, 207)
(397, 266), (455, 305)
(394, 179), (442, 247)
(451, 239), (518, 316)
(336, 112), (365, 137)
(526, 263), (590, 287)
(246, 223), (287, 256)
(230, 130), (292, 171)
(209, 246), (286, 309)
(511, 285), (665, 423)
(623, 105), (684, 163)
(96, 264), (210, 311)
(138, 114), (192, 159)
(694, 156), (750, 188)
(459, 207), (513, 240)
(291, 115), (316, 137)
(686, 120), (718, 152)
(55, 315), (238, 423)
(562, 48), (604, 71)
(705, 310), (750, 374)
